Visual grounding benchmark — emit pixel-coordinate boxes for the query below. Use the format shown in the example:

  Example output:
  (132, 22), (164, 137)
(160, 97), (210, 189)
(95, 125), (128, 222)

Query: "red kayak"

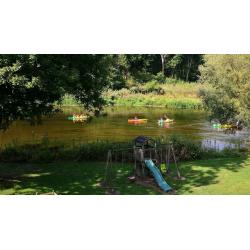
(128, 119), (148, 124)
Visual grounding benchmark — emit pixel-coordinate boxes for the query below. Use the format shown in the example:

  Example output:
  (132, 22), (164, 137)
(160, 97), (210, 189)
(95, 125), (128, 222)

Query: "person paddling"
(163, 114), (169, 121)
(159, 117), (164, 123)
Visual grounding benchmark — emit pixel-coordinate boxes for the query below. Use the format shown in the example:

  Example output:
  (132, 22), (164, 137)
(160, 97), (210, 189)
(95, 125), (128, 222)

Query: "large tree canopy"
(199, 55), (250, 126)
(0, 54), (110, 130)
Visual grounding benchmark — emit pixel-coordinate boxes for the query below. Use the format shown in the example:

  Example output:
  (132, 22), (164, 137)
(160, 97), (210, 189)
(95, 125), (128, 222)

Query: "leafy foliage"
(166, 54), (204, 81)
(108, 54), (204, 87)
(199, 55), (250, 126)
(0, 54), (205, 130)
(0, 55), (110, 130)
(0, 136), (242, 163)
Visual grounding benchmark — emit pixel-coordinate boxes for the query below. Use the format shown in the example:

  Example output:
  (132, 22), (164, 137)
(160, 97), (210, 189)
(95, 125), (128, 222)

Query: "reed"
(104, 82), (211, 109)
(0, 135), (245, 163)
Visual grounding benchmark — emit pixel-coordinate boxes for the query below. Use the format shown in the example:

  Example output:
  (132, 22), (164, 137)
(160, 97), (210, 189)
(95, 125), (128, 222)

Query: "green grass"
(59, 94), (80, 106)
(61, 82), (210, 109)
(0, 155), (250, 194)
(1, 136), (244, 163)
(104, 82), (209, 109)
(113, 96), (202, 109)
(0, 161), (158, 195)
(170, 156), (250, 194)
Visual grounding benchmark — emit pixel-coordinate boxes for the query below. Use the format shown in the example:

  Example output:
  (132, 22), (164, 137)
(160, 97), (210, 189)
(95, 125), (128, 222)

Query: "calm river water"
(0, 106), (249, 150)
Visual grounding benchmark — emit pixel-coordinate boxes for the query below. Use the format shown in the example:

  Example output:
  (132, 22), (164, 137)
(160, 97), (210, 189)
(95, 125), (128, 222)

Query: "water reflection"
(202, 139), (245, 151)
(0, 106), (249, 151)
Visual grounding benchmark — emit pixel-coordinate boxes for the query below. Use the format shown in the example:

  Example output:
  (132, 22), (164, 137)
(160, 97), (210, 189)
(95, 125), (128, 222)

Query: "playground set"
(104, 136), (185, 194)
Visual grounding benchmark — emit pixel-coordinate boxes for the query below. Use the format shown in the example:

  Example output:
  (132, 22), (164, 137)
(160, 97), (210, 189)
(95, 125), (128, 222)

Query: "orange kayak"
(128, 119), (148, 124)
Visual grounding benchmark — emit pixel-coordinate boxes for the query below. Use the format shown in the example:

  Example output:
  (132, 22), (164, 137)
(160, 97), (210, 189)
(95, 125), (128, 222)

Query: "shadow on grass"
(0, 162), (159, 195)
(0, 155), (249, 194)
(167, 155), (249, 194)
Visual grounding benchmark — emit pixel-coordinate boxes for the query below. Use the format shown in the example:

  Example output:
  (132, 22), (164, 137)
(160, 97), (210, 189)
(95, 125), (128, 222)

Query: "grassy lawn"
(168, 155), (250, 194)
(0, 161), (158, 195)
(0, 154), (250, 195)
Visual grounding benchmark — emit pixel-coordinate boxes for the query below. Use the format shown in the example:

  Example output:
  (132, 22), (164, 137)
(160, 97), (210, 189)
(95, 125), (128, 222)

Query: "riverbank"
(105, 82), (210, 109)
(62, 82), (210, 109)
(1, 135), (249, 194)
(0, 136), (246, 163)
(1, 155), (249, 194)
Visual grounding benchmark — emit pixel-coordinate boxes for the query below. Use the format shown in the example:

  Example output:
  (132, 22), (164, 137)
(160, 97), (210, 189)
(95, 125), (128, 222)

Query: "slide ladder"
(144, 159), (172, 192)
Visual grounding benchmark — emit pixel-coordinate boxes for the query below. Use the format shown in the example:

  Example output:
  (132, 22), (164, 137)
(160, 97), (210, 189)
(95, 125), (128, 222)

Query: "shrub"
(153, 72), (166, 83)
(0, 136), (246, 164)
(167, 135), (203, 160)
(133, 72), (154, 83)
(143, 81), (165, 95)
(130, 86), (144, 94)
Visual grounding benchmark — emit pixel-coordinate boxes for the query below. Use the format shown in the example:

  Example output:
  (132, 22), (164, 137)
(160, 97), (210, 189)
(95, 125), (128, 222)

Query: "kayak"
(221, 124), (237, 129)
(158, 119), (174, 124)
(128, 119), (148, 124)
(68, 115), (88, 121)
(212, 124), (236, 129)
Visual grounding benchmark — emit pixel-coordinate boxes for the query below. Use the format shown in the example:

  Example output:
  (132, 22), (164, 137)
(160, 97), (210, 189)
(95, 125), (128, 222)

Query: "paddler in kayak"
(159, 117), (164, 123)
(72, 113), (76, 123)
(158, 114), (174, 124)
(163, 114), (169, 121)
(158, 114), (169, 122)
(164, 114), (174, 122)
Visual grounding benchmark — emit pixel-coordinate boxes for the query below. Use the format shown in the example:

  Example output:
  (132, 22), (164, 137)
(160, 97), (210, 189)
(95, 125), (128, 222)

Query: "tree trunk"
(186, 56), (193, 82)
(161, 54), (166, 75)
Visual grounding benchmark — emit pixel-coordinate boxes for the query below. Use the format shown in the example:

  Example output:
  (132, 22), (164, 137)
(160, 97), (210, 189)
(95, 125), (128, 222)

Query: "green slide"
(144, 159), (172, 192)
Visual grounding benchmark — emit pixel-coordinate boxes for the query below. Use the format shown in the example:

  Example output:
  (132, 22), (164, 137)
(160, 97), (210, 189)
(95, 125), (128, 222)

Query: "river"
(0, 106), (249, 150)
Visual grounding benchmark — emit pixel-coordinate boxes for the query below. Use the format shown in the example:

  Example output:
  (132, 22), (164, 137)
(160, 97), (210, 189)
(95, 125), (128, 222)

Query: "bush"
(153, 72), (166, 83)
(167, 135), (203, 160)
(143, 81), (165, 95)
(130, 86), (144, 94)
(133, 72), (154, 83)
(0, 136), (246, 164)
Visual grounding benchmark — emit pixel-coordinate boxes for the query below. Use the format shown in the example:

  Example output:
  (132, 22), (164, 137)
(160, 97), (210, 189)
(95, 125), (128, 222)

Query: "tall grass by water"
(112, 95), (202, 109)
(0, 135), (246, 163)
(61, 82), (210, 109)
(104, 82), (210, 109)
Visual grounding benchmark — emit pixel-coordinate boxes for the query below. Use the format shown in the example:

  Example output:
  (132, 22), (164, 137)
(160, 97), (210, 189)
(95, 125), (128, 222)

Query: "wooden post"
(171, 144), (181, 179)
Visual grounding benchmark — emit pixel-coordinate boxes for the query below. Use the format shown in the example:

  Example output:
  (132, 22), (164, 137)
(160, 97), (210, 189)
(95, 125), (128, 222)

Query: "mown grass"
(1, 135), (248, 194)
(168, 155), (250, 194)
(0, 161), (158, 195)
(0, 155), (249, 195)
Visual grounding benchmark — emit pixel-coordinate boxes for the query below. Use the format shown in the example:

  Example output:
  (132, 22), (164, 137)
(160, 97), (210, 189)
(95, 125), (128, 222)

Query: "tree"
(165, 55), (203, 81)
(108, 55), (129, 90)
(0, 54), (110, 130)
(127, 55), (160, 73)
(199, 54), (250, 126)
(107, 54), (204, 85)
(160, 54), (167, 75)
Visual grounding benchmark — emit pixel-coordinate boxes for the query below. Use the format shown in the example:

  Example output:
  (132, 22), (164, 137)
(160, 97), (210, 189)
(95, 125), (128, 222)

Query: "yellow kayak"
(68, 115), (88, 122)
